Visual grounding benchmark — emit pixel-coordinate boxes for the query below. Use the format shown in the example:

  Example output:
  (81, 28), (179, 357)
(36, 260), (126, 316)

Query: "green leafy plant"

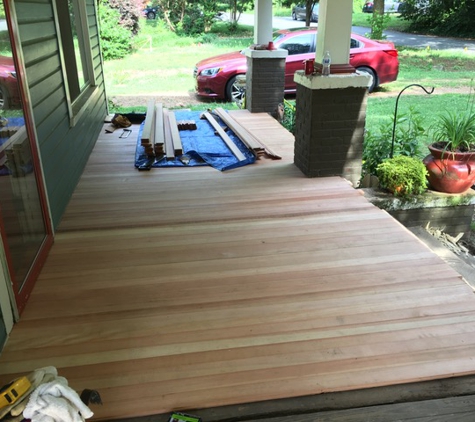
(362, 106), (427, 177)
(281, 99), (296, 134)
(430, 83), (475, 153)
(366, 11), (390, 40)
(376, 155), (428, 197)
(431, 110), (475, 152)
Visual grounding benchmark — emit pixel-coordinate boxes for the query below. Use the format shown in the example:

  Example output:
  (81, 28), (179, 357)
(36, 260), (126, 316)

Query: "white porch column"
(314, 0), (354, 74)
(293, 0), (370, 186)
(254, 0), (273, 45)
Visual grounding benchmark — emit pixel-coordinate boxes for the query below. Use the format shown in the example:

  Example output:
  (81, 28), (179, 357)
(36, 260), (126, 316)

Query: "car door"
(278, 32), (316, 91)
(295, 5), (306, 20)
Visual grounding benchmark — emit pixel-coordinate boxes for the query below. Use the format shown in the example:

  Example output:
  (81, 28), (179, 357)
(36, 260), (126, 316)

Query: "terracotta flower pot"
(423, 143), (475, 194)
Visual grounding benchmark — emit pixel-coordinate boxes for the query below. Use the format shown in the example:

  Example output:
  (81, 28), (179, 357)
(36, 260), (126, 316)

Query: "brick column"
(244, 49), (287, 114)
(293, 71), (370, 186)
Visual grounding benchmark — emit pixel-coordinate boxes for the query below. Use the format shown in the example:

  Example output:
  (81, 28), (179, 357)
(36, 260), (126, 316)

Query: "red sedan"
(0, 56), (20, 110)
(194, 28), (399, 102)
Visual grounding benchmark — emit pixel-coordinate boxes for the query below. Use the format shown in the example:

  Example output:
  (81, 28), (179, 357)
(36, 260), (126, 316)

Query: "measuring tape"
(0, 377), (31, 409)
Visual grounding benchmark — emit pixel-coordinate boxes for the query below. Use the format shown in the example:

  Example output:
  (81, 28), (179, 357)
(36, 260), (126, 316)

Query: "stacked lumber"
(214, 108), (281, 160)
(177, 120), (197, 130)
(139, 101), (184, 161)
(140, 100), (156, 158)
(0, 126), (21, 138)
(202, 112), (246, 162)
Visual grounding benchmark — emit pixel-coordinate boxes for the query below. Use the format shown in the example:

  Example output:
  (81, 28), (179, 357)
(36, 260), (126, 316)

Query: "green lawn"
(106, 17), (475, 143)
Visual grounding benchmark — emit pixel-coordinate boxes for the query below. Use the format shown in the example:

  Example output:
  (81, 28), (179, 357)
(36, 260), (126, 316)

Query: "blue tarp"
(0, 117), (26, 176)
(134, 110), (256, 171)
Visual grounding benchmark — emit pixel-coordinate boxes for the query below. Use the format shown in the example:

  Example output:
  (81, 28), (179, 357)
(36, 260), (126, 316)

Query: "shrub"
(376, 155), (428, 197)
(107, 0), (142, 35)
(179, 6), (205, 36)
(362, 106), (427, 177)
(98, 0), (133, 60)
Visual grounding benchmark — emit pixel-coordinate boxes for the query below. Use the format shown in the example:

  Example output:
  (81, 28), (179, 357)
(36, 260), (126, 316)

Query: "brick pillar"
(244, 49), (287, 114)
(293, 71), (370, 186)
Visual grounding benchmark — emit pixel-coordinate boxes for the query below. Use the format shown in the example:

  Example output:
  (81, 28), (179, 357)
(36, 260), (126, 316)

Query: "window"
(55, 0), (97, 122)
(279, 34), (316, 55)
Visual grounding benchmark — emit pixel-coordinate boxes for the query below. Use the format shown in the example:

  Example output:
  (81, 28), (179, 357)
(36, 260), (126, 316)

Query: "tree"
(227, 0), (253, 25)
(154, 0), (186, 31)
(400, 0), (475, 37)
(107, 0), (143, 34)
(305, 0), (318, 26)
(98, 0), (133, 60)
(369, 0), (388, 40)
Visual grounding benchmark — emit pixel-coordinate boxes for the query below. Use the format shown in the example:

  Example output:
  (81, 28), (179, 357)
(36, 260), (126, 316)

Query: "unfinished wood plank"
(163, 108), (175, 160)
(215, 107), (263, 151)
(203, 112), (246, 161)
(140, 99), (155, 145)
(153, 103), (164, 156)
(168, 111), (183, 155)
(216, 108), (282, 160)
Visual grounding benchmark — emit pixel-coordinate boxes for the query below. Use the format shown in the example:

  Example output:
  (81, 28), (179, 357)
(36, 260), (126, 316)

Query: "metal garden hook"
(390, 84), (435, 158)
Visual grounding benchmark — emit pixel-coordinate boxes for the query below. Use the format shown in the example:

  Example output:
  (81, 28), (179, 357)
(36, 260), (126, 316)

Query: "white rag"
(23, 377), (93, 422)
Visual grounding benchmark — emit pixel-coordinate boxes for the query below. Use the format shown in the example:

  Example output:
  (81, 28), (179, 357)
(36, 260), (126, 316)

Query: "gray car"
(291, 3), (319, 22)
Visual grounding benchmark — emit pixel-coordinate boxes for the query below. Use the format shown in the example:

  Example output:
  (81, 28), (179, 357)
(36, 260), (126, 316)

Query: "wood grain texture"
(1, 111), (475, 421)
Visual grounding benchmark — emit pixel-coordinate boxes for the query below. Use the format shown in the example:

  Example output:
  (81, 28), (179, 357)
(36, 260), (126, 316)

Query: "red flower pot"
(423, 143), (475, 194)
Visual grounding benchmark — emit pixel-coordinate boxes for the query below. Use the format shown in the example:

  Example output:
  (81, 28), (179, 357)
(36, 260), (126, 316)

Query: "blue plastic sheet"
(0, 117), (25, 176)
(134, 110), (255, 171)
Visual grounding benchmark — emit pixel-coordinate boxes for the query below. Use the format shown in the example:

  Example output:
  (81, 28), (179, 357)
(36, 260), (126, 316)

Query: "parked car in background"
(362, 1), (405, 13)
(0, 56), (20, 110)
(143, 5), (159, 19)
(292, 3), (319, 22)
(194, 28), (399, 103)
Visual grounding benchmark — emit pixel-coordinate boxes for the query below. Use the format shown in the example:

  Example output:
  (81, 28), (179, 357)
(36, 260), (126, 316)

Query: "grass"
(105, 20), (253, 96)
(366, 92), (474, 136)
(107, 16), (475, 145)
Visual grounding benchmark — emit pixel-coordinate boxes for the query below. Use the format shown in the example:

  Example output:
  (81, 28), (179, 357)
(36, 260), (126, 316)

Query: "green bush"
(363, 106), (427, 177)
(376, 155), (428, 197)
(179, 6), (206, 36)
(98, 0), (133, 60)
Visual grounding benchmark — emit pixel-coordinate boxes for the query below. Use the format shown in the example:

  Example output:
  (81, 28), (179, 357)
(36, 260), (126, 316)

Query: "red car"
(194, 28), (399, 102)
(0, 56), (20, 110)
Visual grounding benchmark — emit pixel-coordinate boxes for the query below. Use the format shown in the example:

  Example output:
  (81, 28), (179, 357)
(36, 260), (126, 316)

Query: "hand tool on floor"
(0, 376), (31, 409)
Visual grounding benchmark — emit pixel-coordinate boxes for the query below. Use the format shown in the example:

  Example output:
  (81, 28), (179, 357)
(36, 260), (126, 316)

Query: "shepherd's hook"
(390, 84), (435, 158)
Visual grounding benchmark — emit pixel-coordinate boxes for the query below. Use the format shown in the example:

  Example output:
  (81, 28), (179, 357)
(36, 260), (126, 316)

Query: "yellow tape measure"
(0, 376), (31, 409)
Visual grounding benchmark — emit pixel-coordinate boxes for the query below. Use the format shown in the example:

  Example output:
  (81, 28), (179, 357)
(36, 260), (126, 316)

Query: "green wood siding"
(15, 0), (107, 229)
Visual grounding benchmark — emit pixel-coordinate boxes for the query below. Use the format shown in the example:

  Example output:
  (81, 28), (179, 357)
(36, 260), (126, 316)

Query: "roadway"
(239, 13), (475, 51)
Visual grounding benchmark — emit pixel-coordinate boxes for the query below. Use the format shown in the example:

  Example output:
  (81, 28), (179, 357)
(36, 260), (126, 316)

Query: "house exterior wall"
(15, 0), (108, 229)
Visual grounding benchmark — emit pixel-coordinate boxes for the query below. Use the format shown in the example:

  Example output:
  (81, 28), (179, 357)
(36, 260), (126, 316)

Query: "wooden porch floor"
(1, 110), (475, 421)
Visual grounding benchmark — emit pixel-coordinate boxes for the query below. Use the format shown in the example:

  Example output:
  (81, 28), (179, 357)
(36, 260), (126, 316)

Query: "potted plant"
(376, 155), (428, 197)
(423, 109), (475, 194)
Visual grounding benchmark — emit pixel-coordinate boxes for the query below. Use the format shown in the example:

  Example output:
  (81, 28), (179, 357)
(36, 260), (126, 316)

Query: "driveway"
(239, 13), (475, 51)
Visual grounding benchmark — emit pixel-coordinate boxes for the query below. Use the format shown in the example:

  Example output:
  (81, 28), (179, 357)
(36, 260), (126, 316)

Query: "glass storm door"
(0, 1), (52, 315)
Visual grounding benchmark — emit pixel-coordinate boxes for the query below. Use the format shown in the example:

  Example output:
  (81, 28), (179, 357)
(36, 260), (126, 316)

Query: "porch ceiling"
(1, 111), (475, 420)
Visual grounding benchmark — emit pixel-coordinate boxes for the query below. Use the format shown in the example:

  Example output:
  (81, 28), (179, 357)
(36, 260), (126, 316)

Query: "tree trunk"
(371, 0), (385, 39)
(305, 0), (313, 27)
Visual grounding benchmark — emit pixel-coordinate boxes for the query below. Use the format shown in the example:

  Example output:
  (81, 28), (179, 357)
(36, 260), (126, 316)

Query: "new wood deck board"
(0, 112), (474, 421)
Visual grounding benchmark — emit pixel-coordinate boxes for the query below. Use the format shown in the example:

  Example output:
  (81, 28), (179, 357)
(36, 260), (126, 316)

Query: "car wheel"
(292, 11), (297, 20)
(226, 75), (246, 104)
(357, 66), (378, 93)
(147, 11), (156, 19)
(0, 85), (10, 110)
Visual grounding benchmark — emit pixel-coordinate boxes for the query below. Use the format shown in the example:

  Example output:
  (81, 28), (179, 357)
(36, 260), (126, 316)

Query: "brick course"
(294, 84), (367, 186)
(246, 57), (285, 114)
